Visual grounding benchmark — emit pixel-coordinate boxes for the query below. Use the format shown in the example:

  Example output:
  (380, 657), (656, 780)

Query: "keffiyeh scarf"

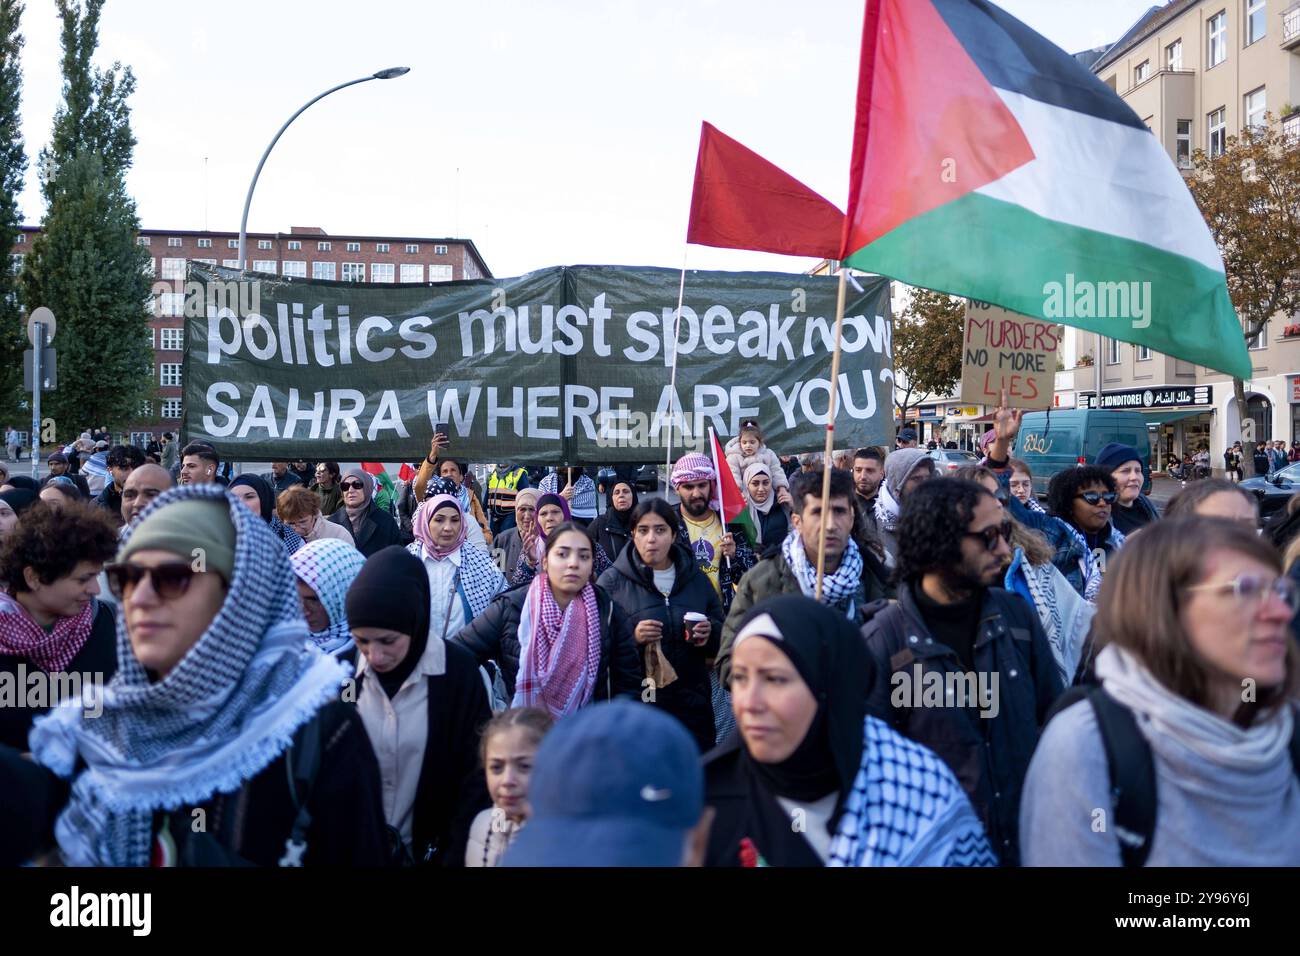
(781, 530), (863, 616)
(828, 715), (998, 867)
(511, 573), (602, 719)
(271, 514), (306, 555)
(873, 479), (902, 532)
(0, 590), (95, 673)
(28, 484), (349, 867)
(413, 494), (467, 559)
(291, 539), (366, 656)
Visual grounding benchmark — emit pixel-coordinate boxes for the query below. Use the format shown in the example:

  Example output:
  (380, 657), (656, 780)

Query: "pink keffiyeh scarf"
(0, 590), (94, 673)
(512, 573), (602, 719)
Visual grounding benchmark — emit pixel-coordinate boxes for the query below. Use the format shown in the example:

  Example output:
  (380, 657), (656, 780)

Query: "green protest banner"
(182, 264), (892, 462)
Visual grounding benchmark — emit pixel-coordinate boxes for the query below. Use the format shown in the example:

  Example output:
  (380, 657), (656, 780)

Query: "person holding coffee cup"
(597, 498), (724, 751)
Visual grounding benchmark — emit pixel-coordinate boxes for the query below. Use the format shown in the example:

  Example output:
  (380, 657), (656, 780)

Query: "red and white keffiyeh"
(512, 573), (602, 719)
(0, 590), (94, 673)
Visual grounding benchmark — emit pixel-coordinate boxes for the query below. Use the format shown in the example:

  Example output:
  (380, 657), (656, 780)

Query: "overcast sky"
(13, 0), (1158, 277)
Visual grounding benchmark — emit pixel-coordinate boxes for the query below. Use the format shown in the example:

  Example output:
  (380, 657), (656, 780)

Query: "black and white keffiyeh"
(781, 529), (863, 616)
(28, 484), (348, 867)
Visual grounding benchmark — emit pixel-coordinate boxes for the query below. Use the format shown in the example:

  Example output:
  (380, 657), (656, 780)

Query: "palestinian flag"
(841, 0), (1251, 380)
(360, 462), (397, 513)
(708, 428), (760, 548)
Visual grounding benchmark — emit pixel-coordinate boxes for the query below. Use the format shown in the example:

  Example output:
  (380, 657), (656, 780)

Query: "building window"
(1137, 345), (1151, 361)
(433, 244), (448, 255)
(287, 240), (301, 251)
(312, 261), (336, 280)
(1134, 60), (1150, 84)
(1246, 0), (1266, 45)
(429, 264), (454, 282)
(282, 260), (306, 278)
(1106, 338), (1121, 364)
(137, 236), (151, 246)
(222, 259), (241, 268)
(167, 237), (182, 247)
(161, 327), (184, 350)
(161, 258), (186, 280)
(1166, 39), (1183, 70)
(342, 262), (365, 282)
(160, 363), (183, 387)
(346, 242), (360, 252)
(197, 238), (212, 248)
(376, 242), (390, 253)
(1245, 86), (1267, 130)
(1208, 11), (1227, 67)
(1208, 107), (1226, 157)
(1248, 323), (1268, 349)
(9, 252), (22, 274)
(317, 241), (331, 251)
(257, 239), (272, 250)
(227, 238), (238, 248)
(1176, 119), (1193, 168)
(158, 293), (185, 317)
(405, 243), (419, 253)
(400, 263), (423, 283)
(14, 232), (23, 244)
(139, 401), (153, 418)
(195, 258), (217, 266)
(371, 262), (395, 283)
(162, 398), (183, 419)
(252, 259), (277, 274)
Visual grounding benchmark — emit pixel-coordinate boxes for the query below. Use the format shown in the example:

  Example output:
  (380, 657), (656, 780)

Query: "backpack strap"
(1085, 687), (1156, 868)
(278, 715), (324, 867)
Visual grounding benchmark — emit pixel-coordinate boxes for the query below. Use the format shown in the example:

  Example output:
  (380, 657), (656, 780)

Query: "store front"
(944, 405), (988, 451)
(1086, 385), (1214, 472)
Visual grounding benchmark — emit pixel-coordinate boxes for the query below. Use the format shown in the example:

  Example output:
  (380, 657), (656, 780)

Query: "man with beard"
(852, 446), (886, 531)
(859, 478), (1063, 866)
(668, 453), (756, 616)
(94, 444), (146, 524)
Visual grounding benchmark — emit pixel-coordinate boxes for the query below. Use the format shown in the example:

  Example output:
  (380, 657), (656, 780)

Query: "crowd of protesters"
(0, 403), (1297, 870)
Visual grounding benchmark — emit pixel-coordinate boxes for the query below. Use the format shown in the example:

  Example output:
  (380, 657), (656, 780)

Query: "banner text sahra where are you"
(184, 264), (894, 462)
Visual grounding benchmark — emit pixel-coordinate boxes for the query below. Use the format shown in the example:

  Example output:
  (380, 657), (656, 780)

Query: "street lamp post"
(237, 67), (410, 269)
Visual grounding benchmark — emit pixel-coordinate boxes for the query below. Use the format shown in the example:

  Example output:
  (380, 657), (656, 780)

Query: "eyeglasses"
(340, 480), (365, 491)
(1075, 491), (1117, 506)
(964, 520), (1013, 552)
(1185, 573), (1300, 613)
(104, 561), (202, 601)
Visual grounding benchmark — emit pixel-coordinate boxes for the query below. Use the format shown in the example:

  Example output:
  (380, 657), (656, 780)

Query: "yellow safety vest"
(487, 467), (526, 513)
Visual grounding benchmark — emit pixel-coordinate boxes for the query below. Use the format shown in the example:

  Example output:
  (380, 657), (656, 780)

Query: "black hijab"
(0, 487), (37, 516)
(3, 476), (39, 493)
(345, 545), (431, 698)
(229, 474), (274, 522)
(603, 480), (639, 526)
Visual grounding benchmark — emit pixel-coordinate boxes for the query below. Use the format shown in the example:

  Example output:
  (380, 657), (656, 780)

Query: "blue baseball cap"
(502, 701), (703, 867)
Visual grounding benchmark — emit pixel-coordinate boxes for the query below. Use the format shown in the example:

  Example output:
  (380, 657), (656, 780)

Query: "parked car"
(927, 447), (980, 473)
(1240, 460), (1300, 525)
(597, 464), (660, 493)
(1014, 409), (1153, 496)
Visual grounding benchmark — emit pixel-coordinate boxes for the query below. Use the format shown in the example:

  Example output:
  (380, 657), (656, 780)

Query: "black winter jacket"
(452, 583), (642, 703)
(859, 583), (1064, 866)
(329, 502), (403, 558)
(0, 600), (118, 751)
(596, 542), (724, 750)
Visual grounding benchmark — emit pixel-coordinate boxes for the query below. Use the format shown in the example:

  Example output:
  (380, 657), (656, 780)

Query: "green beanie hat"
(119, 499), (237, 583)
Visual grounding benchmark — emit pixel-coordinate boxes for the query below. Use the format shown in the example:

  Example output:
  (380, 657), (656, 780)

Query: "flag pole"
(814, 267), (849, 601)
(707, 425), (733, 574)
(665, 245), (689, 490)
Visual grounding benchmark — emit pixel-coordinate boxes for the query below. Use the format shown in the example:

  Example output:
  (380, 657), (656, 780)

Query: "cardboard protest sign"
(959, 301), (1060, 410)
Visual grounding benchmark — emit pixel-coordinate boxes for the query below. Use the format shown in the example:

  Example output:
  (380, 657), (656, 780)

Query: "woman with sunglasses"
(0, 502), (120, 750)
(1, 485), (388, 866)
(1046, 464), (1124, 556)
(860, 478), (1064, 866)
(229, 474), (305, 555)
(328, 468), (402, 559)
(1022, 517), (1300, 866)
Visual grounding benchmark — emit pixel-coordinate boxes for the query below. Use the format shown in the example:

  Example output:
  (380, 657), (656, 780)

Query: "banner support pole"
(815, 268), (848, 601)
(665, 247), (689, 492)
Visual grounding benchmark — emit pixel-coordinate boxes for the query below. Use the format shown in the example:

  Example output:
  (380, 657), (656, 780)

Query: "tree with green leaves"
(1188, 114), (1300, 464)
(20, 0), (152, 434)
(0, 0), (26, 424)
(893, 287), (965, 425)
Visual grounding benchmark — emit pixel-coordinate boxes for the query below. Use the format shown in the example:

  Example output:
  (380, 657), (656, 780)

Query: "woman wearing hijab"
(2, 475), (40, 494)
(512, 492), (610, 586)
(347, 545), (492, 866)
(742, 463), (790, 552)
(328, 468), (402, 559)
(407, 492), (506, 641)
(0, 487), (38, 539)
(704, 595), (996, 867)
(291, 539), (366, 660)
(0, 485), (388, 866)
(454, 523), (641, 710)
(587, 479), (638, 564)
(423, 475), (489, 552)
(597, 498), (723, 751)
(491, 488), (537, 579)
(0, 502), (120, 750)
(230, 473), (305, 555)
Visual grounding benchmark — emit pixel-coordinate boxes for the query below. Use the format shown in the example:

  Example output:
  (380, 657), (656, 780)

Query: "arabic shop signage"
(1085, 385), (1212, 410)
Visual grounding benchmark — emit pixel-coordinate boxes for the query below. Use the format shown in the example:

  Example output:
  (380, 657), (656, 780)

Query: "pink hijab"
(414, 494), (467, 559)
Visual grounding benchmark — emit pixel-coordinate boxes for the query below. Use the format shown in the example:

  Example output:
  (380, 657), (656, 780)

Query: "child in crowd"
(465, 708), (553, 867)
(725, 420), (788, 497)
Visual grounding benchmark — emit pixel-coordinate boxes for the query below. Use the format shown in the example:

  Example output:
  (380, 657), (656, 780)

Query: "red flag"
(708, 428), (759, 548)
(688, 122), (844, 259)
(359, 462), (385, 476)
(398, 463), (416, 482)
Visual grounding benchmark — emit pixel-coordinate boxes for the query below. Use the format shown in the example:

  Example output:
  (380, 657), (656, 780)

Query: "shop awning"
(1144, 408), (1211, 427)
